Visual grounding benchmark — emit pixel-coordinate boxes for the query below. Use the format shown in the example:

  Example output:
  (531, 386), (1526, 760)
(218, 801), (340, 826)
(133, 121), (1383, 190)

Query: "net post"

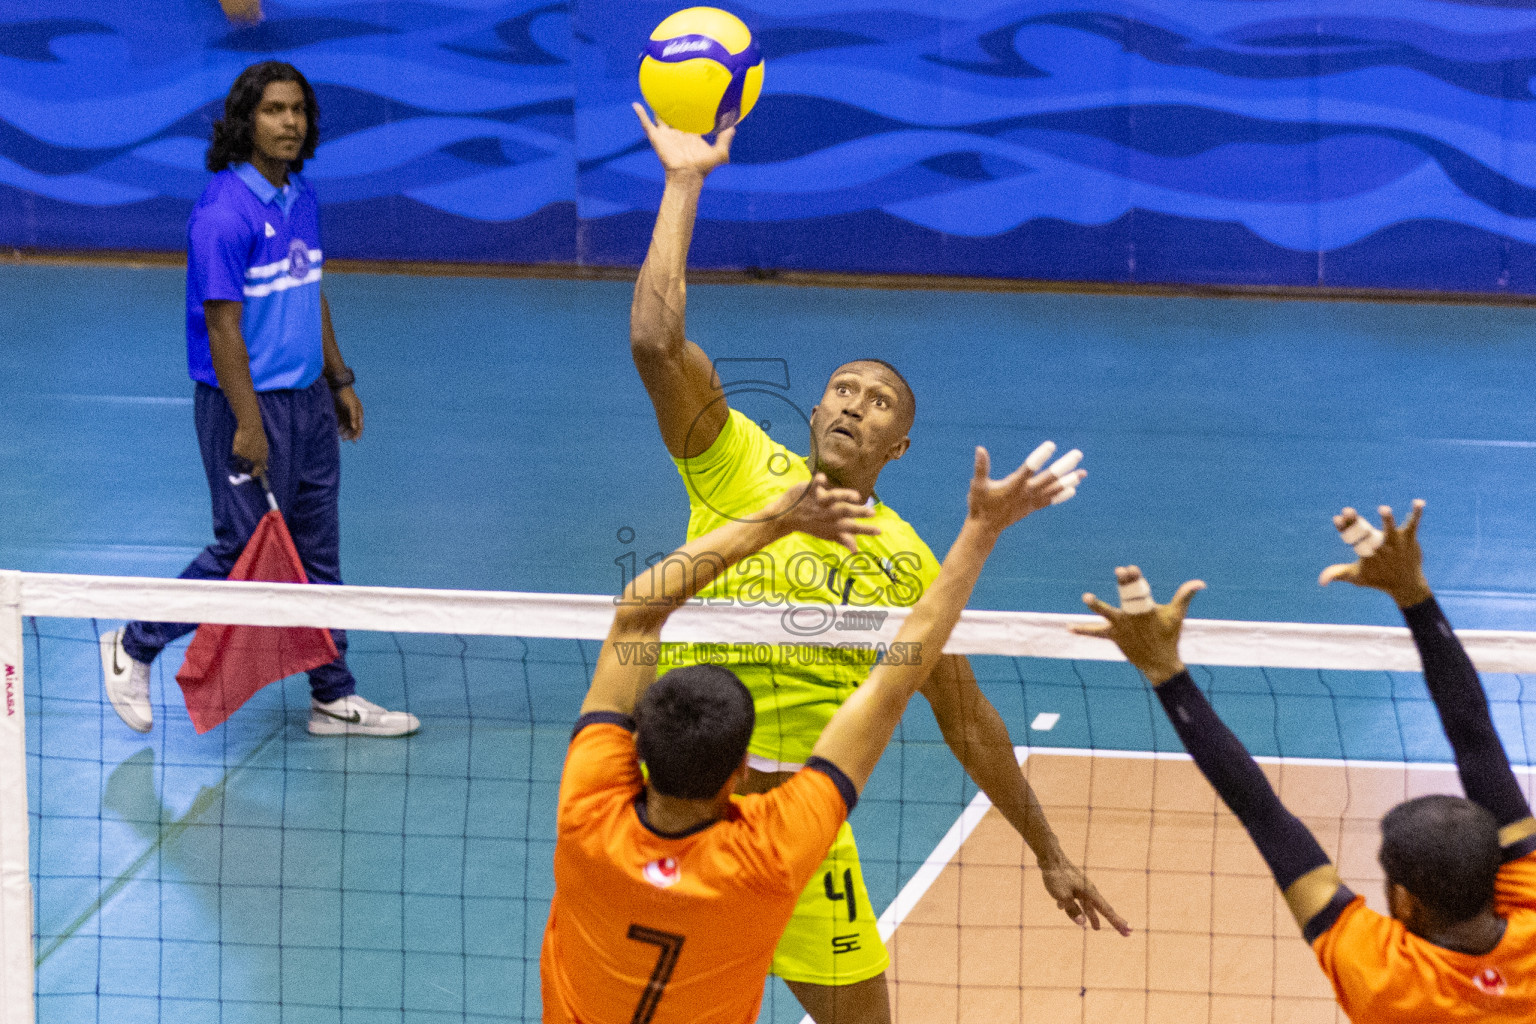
(0, 572), (33, 1024)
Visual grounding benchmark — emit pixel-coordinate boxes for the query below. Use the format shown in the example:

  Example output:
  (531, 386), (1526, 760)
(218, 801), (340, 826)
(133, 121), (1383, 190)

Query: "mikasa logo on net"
(661, 38), (712, 57)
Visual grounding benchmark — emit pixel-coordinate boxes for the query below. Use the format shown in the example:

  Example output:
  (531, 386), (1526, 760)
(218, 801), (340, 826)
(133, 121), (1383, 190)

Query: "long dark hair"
(206, 62), (320, 173)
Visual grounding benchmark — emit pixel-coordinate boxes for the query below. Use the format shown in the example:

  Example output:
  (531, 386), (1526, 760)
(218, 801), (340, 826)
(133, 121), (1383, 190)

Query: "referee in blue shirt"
(100, 62), (418, 738)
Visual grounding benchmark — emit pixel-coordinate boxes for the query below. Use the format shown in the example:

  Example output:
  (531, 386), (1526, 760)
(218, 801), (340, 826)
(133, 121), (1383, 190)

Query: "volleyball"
(638, 7), (764, 135)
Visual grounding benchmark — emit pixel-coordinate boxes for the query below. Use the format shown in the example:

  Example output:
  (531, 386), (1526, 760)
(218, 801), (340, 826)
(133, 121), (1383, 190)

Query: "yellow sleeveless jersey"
(665, 409), (941, 767)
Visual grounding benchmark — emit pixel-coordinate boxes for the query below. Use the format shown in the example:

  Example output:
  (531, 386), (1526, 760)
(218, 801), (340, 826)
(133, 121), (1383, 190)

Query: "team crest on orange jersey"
(1473, 967), (1507, 997)
(642, 857), (680, 888)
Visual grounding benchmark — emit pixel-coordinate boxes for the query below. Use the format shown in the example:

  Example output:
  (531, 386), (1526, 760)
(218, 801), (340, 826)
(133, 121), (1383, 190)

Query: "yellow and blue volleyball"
(639, 7), (764, 135)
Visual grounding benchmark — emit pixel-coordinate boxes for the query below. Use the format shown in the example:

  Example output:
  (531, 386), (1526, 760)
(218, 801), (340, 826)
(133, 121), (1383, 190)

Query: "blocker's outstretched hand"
(634, 102), (734, 177)
(1318, 500), (1431, 609)
(965, 443), (1086, 533)
(1073, 567), (1205, 685)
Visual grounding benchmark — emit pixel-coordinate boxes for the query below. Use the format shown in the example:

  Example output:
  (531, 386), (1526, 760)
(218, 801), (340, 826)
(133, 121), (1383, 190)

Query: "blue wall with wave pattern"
(8, 1), (1536, 291)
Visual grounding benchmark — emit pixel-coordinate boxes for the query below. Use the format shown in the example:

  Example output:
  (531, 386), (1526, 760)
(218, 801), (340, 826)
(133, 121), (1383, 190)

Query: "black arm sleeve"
(1403, 597), (1533, 837)
(1156, 672), (1337, 891)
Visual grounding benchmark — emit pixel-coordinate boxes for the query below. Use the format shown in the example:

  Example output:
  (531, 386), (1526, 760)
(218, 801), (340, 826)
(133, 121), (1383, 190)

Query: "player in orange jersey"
(1077, 499), (1536, 1022)
(540, 446), (1073, 1024)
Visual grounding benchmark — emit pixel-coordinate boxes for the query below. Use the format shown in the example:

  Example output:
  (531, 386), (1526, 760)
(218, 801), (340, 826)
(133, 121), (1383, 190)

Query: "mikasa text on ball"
(639, 7), (764, 135)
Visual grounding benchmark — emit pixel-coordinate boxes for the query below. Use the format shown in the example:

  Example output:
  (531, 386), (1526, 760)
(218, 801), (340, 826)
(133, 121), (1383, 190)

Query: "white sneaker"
(308, 694), (420, 737)
(99, 628), (152, 733)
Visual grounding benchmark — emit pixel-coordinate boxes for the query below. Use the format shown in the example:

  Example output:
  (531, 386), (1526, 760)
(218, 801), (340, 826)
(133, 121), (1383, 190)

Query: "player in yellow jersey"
(626, 103), (1130, 1022)
(544, 450), (1075, 1024)
(1078, 501), (1536, 1023)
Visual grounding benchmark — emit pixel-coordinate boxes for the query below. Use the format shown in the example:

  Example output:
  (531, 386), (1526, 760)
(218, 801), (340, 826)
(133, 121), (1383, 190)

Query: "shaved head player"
(1078, 501), (1536, 1022)
(625, 105), (1129, 1022)
(543, 448), (1074, 1023)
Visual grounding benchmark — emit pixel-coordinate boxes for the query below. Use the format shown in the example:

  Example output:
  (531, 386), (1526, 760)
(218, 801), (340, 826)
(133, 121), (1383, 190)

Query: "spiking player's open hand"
(1040, 858), (1132, 936)
(634, 102), (734, 177)
(1319, 500), (1432, 609)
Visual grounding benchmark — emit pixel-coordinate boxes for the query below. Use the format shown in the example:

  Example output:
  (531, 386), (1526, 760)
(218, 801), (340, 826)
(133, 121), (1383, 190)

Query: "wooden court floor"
(883, 750), (1536, 1023)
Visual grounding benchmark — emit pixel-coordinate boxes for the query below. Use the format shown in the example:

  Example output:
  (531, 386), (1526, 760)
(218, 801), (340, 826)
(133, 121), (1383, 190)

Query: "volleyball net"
(3, 569), (1534, 1023)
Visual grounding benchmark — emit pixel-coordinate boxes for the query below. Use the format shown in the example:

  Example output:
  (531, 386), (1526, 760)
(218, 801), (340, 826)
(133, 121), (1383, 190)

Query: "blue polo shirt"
(186, 163), (325, 392)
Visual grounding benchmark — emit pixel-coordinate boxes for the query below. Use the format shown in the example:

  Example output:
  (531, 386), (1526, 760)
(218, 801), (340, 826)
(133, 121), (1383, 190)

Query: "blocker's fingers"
(1047, 449), (1083, 479)
(828, 506), (878, 528)
(1047, 469), (1086, 492)
(1117, 571), (1154, 614)
(1318, 561), (1360, 587)
(1338, 512), (1384, 557)
(1031, 471), (1067, 496)
(1024, 441), (1056, 474)
(821, 487), (867, 507)
(1049, 469), (1086, 506)
(1379, 505), (1397, 535)
(1404, 498), (1426, 537)
(1057, 895), (1086, 928)
(714, 124), (736, 153)
(1168, 579), (1206, 617)
(1070, 621), (1113, 637)
(974, 445), (991, 481)
(1081, 592), (1121, 621)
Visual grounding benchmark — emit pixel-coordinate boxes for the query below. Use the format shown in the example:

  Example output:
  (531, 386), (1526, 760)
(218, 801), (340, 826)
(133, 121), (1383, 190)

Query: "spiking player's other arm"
(627, 103), (734, 459)
(582, 476), (876, 717)
(921, 653), (1126, 931)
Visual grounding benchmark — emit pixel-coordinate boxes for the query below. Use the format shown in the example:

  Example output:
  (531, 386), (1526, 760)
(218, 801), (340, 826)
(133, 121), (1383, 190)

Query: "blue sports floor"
(3, 264), (1536, 1021)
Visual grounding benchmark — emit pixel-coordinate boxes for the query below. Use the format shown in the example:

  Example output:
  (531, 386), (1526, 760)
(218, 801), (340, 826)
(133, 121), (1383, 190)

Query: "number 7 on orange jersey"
(626, 925), (685, 1024)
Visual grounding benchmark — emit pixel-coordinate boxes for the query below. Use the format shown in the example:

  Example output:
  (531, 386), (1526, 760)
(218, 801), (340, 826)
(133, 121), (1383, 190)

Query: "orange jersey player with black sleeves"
(540, 441), (1075, 1022)
(1312, 847), (1536, 1019)
(541, 715), (853, 1024)
(1079, 498), (1536, 1024)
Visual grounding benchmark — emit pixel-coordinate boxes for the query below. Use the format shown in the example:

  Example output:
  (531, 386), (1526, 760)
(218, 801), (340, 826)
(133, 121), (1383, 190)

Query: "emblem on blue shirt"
(288, 238), (311, 280)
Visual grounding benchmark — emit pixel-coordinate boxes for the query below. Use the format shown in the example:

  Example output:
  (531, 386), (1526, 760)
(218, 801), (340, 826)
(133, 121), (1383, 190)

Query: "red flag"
(176, 509), (338, 733)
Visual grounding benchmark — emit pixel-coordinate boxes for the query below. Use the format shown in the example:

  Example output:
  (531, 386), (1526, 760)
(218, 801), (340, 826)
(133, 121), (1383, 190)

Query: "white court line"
(793, 745), (1536, 1023)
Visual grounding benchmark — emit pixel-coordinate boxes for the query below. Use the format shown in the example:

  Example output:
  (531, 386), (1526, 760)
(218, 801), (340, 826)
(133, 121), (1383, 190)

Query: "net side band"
(15, 571), (1536, 673)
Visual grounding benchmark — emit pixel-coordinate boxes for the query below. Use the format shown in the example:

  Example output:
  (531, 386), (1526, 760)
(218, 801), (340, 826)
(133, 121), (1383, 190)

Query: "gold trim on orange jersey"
(1499, 816), (1536, 849)
(1284, 864), (1344, 930)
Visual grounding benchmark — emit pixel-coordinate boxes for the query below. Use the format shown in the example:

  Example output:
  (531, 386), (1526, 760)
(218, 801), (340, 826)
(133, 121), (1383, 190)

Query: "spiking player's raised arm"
(627, 103), (733, 460)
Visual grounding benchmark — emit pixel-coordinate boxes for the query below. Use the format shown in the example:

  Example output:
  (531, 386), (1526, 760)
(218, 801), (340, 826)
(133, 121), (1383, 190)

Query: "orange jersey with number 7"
(540, 717), (854, 1023)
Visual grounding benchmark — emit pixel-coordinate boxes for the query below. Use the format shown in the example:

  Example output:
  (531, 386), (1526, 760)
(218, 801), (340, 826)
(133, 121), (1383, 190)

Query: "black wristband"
(326, 366), (356, 390)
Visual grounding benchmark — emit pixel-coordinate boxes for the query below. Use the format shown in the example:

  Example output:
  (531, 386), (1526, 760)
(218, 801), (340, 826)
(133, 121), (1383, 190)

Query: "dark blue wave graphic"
(5, 1), (1536, 291)
(0, 19), (114, 62)
(1028, 12), (1536, 100)
(0, 1), (575, 248)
